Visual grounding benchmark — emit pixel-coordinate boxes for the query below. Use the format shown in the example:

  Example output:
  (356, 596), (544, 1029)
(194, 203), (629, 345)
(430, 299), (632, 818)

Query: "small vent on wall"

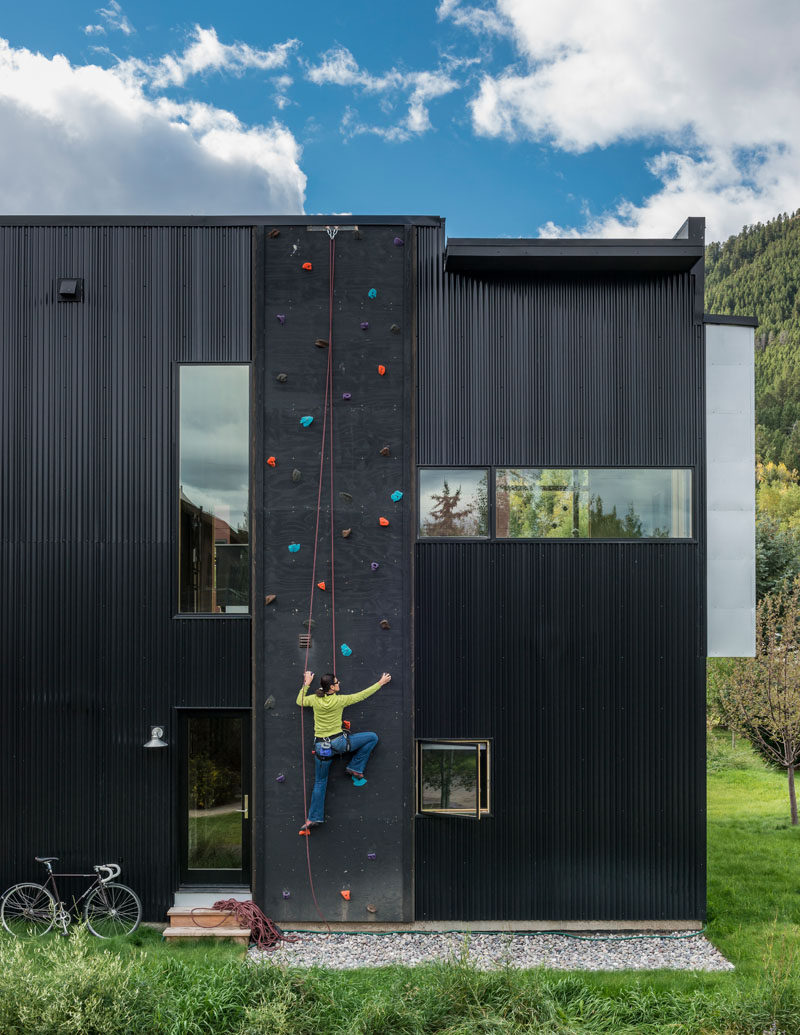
(298, 633), (312, 649)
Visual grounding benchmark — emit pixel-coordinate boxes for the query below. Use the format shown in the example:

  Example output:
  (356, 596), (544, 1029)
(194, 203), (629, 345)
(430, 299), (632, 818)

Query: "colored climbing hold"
(390, 490), (403, 502)
(300, 415), (313, 427)
(360, 321), (369, 330)
(339, 491), (353, 503)
(379, 517), (389, 527)
(292, 469), (301, 482)
(268, 229), (281, 239)
(342, 392), (352, 401)
(378, 365), (386, 376)
(314, 338), (329, 348)
(379, 446), (390, 457)
(367, 852), (377, 860)
(368, 288), (377, 299)
(340, 890), (351, 901)
(288, 543), (300, 553)
(393, 236), (404, 247)
(267, 456), (277, 467)
(276, 774), (286, 783)
(265, 594), (277, 605)
(299, 829), (310, 837)
(390, 323), (400, 334)
(342, 528), (352, 538)
(371, 562), (380, 572)
(282, 890), (291, 899)
(317, 581), (326, 591)
(351, 776), (367, 787)
(340, 644), (352, 657)
(276, 314), (286, 324)
(379, 619), (390, 630)
(302, 262), (313, 271)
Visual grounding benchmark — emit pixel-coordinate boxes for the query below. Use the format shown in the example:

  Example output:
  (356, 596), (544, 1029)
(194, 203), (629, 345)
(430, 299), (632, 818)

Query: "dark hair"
(317, 673), (338, 697)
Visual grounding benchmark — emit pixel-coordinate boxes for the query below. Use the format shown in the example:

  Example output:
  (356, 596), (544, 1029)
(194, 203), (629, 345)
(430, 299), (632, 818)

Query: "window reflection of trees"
(419, 471), (489, 537)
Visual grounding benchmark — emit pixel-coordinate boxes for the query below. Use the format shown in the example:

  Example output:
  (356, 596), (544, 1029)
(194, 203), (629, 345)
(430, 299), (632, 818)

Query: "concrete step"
(163, 925), (250, 945)
(167, 907), (242, 930)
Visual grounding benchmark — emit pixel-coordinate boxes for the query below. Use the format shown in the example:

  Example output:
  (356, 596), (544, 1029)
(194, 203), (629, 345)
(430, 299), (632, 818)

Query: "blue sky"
(1, 0), (799, 240)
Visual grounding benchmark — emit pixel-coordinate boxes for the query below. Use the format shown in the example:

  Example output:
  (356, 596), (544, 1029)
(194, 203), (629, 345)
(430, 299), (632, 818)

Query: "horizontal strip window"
(417, 468), (692, 540)
(179, 365), (250, 614)
(496, 468), (692, 539)
(417, 740), (491, 819)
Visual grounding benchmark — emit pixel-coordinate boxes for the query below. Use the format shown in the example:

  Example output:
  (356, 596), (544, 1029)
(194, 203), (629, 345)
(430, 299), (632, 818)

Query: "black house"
(0, 214), (755, 927)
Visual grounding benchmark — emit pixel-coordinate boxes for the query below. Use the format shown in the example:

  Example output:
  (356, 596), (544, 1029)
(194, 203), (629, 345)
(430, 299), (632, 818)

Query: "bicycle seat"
(35, 856), (59, 864)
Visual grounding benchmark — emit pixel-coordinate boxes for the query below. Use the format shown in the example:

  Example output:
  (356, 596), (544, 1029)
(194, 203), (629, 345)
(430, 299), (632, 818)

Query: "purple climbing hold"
(393, 236), (404, 247)
(360, 321), (369, 330)
(282, 890), (291, 899)
(371, 562), (379, 572)
(276, 774), (286, 783)
(276, 314), (286, 324)
(367, 852), (377, 860)
(342, 392), (352, 401)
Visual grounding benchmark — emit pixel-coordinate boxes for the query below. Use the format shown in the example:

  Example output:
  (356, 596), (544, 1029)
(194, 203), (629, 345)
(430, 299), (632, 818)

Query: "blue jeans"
(307, 731), (378, 823)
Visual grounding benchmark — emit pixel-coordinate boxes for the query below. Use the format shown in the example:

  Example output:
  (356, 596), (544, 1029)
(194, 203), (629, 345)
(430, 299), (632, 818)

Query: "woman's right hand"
(304, 670), (314, 687)
(378, 672), (391, 686)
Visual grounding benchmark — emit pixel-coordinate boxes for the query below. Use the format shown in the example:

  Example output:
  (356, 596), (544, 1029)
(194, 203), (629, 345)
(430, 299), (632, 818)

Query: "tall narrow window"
(179, 365), (249, 614)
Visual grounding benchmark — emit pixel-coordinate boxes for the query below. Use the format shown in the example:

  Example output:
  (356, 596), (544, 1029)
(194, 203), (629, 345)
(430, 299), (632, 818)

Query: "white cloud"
(306, 46), (458, 142)
(83, 24), (106, 36)
(442, 0), (800, 238)
(0, 37), (306, 213)
(272, 74), (293, 110)
(97, 1), (134, 36)
(122, 27), (299, 89)
(435, 0), (510, 36)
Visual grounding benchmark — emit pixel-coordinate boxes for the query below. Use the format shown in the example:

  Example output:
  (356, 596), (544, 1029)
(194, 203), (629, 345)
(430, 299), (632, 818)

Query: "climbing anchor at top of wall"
(297, 670), (391, 833)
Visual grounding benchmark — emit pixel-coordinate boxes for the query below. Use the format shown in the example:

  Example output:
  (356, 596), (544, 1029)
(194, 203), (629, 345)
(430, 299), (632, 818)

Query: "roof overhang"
(444, 238), (704, 275)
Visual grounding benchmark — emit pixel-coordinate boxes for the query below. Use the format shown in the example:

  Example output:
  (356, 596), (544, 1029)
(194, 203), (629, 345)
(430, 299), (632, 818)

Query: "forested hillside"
(705, 209), (800, 469)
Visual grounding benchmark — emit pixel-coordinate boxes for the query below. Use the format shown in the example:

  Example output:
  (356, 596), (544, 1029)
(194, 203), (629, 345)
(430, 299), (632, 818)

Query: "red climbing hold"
(317, 581), (326, 591)
(378, 365), (386, 376)
(340, 890), (351, 901)
(267, 456), (277, 467)
(379, 517), (390, 527)
(302, 262), (313, 271)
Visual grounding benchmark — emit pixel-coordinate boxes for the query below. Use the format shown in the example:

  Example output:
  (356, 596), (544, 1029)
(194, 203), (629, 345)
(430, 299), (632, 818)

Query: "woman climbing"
(297, 669), (391, 834)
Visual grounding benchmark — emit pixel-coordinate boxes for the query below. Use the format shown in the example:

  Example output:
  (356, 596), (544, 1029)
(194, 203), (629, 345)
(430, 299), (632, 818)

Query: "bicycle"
(0, 856), (142, 938)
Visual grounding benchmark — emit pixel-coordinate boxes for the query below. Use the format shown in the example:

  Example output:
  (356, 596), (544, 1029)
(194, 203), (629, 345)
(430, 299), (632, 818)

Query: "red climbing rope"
(297, 227), (339, 929)
(189, 899), (298, 951)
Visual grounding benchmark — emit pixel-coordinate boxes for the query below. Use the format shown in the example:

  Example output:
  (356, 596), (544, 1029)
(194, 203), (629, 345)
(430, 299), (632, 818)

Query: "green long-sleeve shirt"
(296, 682), (381, 738)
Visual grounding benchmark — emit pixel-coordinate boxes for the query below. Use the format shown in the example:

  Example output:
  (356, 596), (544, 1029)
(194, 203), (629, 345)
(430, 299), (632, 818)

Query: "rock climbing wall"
(254, 223), (413, 922)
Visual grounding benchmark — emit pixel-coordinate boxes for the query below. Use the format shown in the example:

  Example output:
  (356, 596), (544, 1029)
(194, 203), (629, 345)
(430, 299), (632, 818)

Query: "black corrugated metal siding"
(0, 225), (251, 919)
(415, 226), (706, 921)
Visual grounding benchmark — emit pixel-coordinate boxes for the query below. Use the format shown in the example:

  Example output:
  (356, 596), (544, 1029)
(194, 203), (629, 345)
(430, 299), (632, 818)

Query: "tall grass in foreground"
(1, 734), (799, 1033)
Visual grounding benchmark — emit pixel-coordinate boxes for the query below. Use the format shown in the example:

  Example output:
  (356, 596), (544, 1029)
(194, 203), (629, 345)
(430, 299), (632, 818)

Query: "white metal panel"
(706, 322), (755, 657)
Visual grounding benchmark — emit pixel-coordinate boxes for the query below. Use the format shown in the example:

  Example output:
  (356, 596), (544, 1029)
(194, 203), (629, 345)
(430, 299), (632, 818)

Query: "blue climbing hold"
(340, 643), (352, 657)
(300, 415), (313, 427)
(368, 288), (377, 299)
(352, 776), (367, 787)
(390, 490), (403, 502)
(288, 543), (300, 553)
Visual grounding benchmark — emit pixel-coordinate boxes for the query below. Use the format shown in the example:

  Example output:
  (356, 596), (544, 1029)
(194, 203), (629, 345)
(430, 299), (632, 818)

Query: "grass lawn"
(2, 734), (800, 1033)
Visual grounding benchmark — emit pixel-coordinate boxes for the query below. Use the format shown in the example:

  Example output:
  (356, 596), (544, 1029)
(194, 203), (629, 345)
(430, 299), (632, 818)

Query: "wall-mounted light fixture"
(57, 278), (84, 302)
(144, 725), (168, 749)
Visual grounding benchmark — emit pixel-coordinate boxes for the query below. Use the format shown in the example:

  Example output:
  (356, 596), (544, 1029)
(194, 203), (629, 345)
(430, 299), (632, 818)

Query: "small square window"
(418, 469), (489, 538)
(417, 739), (491, 818)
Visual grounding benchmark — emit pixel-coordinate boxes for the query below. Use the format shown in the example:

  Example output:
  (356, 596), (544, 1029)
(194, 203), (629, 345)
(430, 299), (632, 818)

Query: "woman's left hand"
(378, 672), (392, 686)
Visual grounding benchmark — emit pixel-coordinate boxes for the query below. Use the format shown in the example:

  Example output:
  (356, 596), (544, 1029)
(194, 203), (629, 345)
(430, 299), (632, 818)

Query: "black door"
(179, 711), (251, 885)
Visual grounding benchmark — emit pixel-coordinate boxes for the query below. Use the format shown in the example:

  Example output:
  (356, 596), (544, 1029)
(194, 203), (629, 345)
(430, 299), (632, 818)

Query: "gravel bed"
(250, 931), (733, 971)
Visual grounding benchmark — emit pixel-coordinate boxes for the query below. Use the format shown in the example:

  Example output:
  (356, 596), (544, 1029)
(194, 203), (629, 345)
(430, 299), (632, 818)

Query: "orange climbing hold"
(340, 890), (351, 901)
(267, 456), (277, 467)
(379, 517), (389, 527)
(302, 262), (313, 271)
(317, 581), (326, 591)
(377, 364), (386, 376)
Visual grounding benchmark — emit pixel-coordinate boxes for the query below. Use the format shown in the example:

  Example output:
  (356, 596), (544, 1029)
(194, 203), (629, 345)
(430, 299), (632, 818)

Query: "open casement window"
(417, 740), (490, 819)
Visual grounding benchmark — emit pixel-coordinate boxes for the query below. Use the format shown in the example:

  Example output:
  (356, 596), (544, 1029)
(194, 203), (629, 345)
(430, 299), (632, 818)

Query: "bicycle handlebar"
(94, 863), (121, 882)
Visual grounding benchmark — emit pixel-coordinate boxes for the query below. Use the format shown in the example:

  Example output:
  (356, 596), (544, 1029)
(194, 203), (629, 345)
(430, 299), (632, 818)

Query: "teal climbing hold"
(368, 288), (377, 299)
(300, 415), (313, 427)
(288, 543), (300, 553)
(351, 776), (367, 787)
(340, 644), (352, 657)
(390, 490), (403, 502)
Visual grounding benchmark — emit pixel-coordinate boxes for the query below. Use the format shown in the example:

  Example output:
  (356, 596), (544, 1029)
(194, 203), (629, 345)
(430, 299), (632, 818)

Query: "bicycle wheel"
(83, 882), (141, 937)
(1, 883), (56, 936)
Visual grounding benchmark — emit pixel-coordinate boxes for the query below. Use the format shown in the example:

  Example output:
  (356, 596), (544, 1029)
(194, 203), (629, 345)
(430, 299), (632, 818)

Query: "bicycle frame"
(39, 865), (118, 930)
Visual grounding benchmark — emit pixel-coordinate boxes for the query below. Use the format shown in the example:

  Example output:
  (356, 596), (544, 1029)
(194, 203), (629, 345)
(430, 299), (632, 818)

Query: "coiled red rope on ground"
(188, 899), (299, 951)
